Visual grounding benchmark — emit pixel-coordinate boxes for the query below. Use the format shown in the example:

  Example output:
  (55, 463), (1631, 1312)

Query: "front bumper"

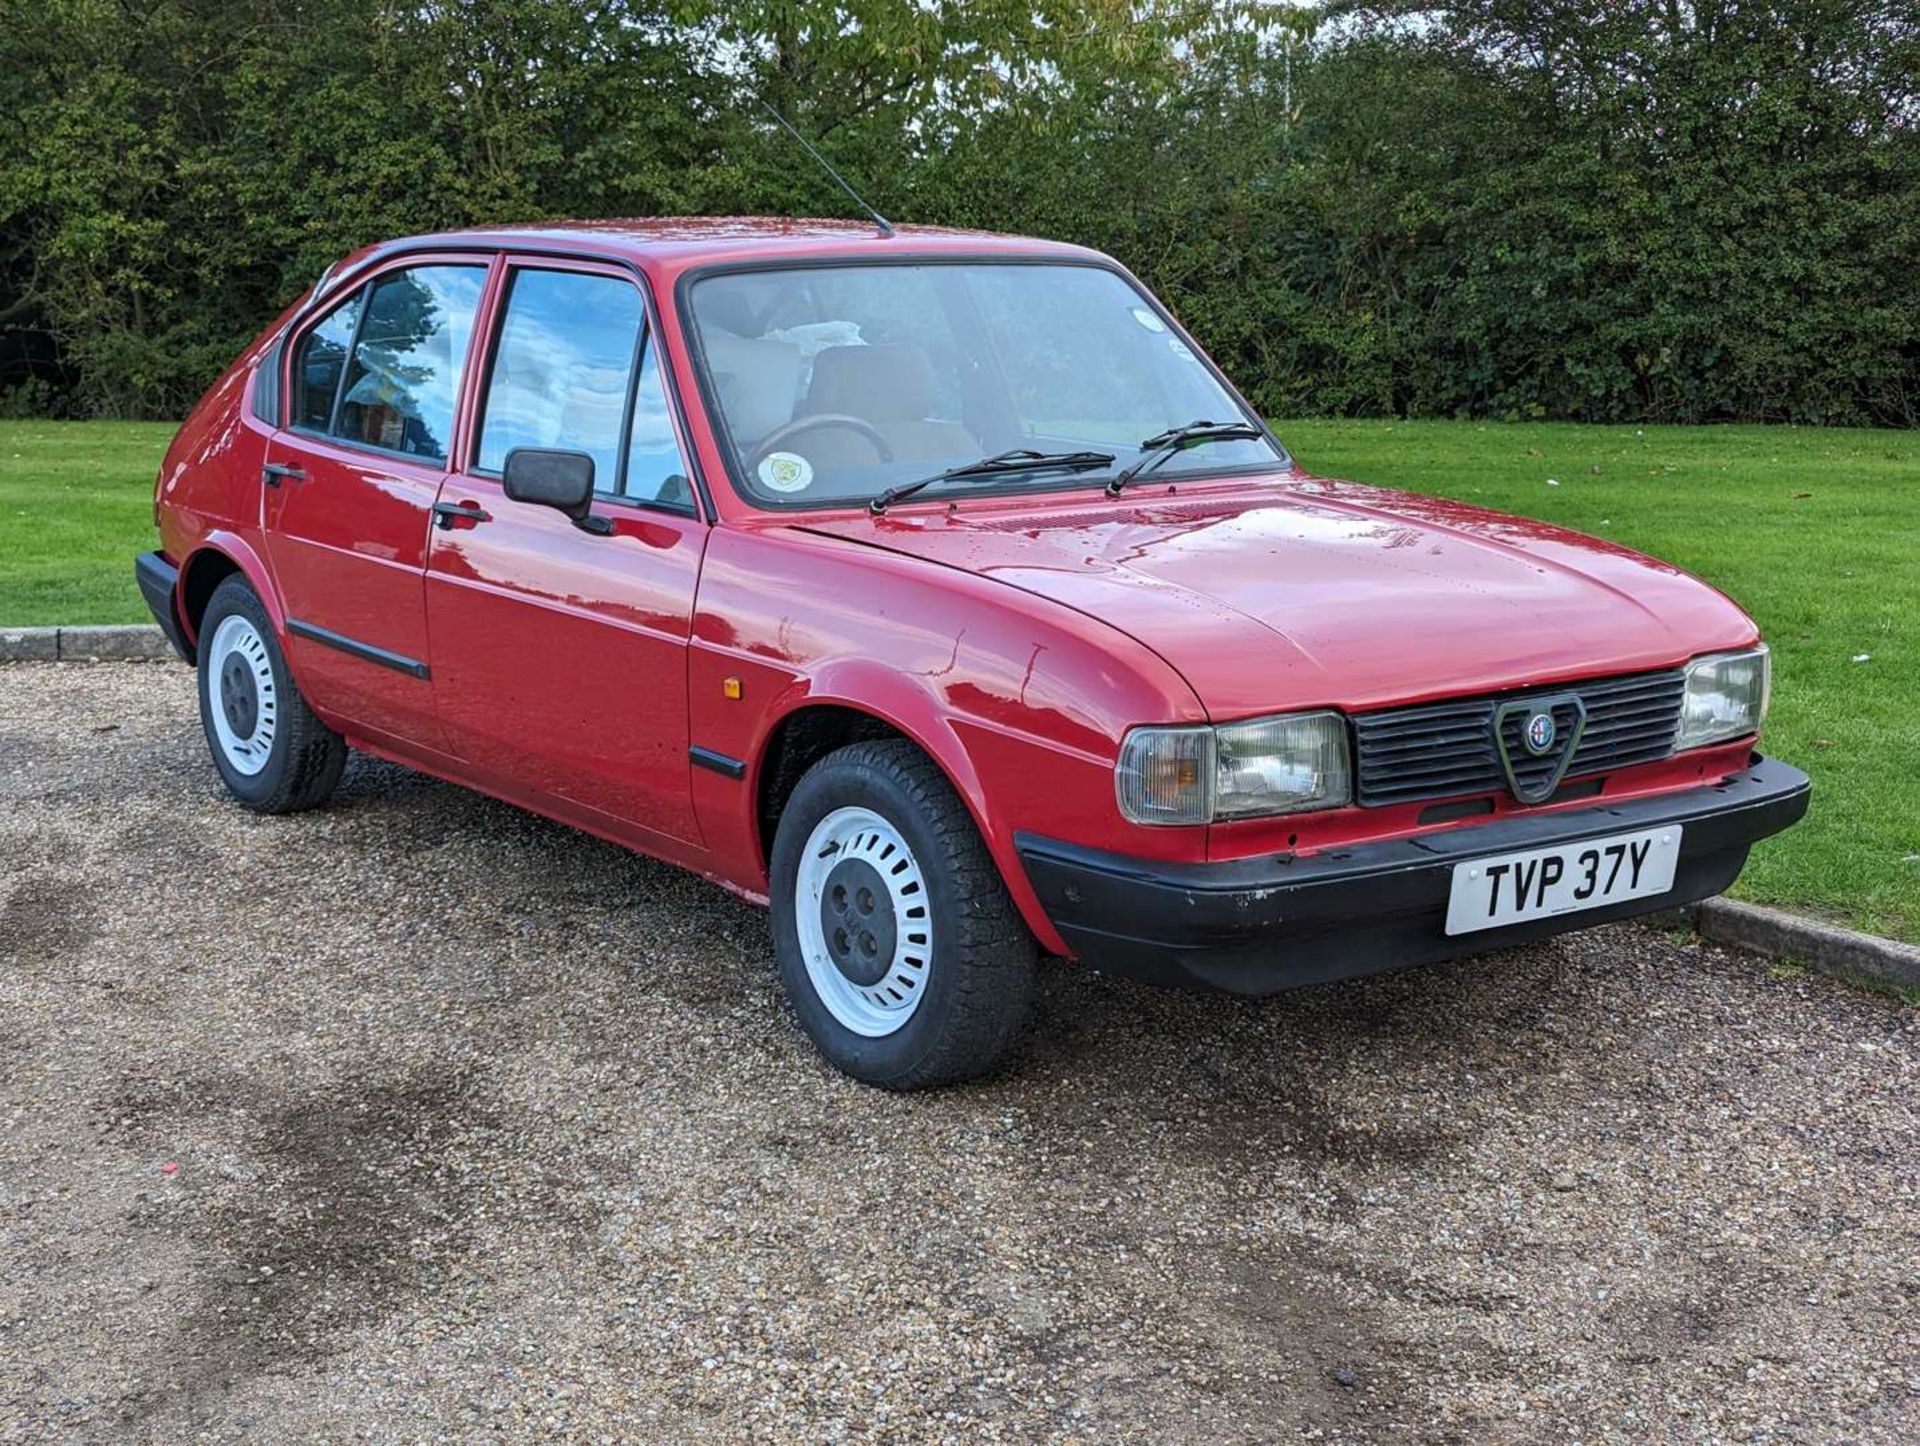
(1016, 754), (1810, 995)
(135, 551), (193, 662)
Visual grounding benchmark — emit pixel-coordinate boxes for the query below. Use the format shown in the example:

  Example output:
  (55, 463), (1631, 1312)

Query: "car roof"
(321, 217), (1104, 289)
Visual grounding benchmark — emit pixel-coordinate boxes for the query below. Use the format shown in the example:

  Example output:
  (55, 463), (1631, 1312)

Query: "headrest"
(701, 328), (803, 441)
(804, 344), (936, 422)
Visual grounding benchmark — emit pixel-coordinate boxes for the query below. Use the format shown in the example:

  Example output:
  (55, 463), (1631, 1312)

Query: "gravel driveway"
(2, 663), (1915, 1443)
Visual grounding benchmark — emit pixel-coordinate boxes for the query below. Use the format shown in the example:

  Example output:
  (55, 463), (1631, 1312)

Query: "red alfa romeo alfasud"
(138, 219), (1809, 1087)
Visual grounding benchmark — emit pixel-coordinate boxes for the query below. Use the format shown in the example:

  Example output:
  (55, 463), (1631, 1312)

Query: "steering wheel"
(750, 413), (894, 469)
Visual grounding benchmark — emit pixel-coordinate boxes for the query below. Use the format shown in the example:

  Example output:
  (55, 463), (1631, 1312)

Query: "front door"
(424, 261), (708, 846)
(265, 258), (490, 751)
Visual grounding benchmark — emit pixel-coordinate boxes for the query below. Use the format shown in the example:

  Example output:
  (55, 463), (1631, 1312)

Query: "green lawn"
(0, 421), (173, 624)
(3, 418), (1915, 941)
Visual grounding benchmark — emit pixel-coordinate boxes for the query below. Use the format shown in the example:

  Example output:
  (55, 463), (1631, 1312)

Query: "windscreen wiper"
(869, 448), (1116, 514)
(1104, 420), (1267, 498)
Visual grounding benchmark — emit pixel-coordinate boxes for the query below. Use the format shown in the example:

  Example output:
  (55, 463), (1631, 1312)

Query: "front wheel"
(770, 740), (1036, 1089)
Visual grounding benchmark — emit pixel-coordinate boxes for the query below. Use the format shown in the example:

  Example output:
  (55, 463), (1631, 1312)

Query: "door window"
(476, 268), (691, 509)
(624, 338), (691, 507)
(477, 270), (642, 490)
(334, 265), (486, 462)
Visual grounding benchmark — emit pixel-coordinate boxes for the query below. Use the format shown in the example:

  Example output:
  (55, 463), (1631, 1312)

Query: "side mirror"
(502, 448), (610, 534)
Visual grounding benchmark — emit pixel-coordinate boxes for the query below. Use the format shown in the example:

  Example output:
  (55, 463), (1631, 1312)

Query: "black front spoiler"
(135, 552), (194, 662)
(1017, 754), (1811, 995)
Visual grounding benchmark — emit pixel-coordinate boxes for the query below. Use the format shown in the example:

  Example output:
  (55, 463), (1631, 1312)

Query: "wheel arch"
(749, 666), (1067, 957)
(176, 533), (286, 653)
(755, 702), (913, 866)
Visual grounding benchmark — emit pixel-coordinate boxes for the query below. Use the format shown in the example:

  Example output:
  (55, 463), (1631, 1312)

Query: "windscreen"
(686, 262), (1285, 507)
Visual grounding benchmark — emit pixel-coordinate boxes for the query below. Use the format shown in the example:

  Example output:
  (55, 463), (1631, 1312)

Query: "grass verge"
(1, 421), (172, 625)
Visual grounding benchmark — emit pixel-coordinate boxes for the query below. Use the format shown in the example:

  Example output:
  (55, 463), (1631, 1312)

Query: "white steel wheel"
(205, 612), (278, 776)
(793, 805), (934, 1037)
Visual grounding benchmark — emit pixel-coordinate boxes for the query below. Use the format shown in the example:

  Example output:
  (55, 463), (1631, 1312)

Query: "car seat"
(799, 344), (977, 467)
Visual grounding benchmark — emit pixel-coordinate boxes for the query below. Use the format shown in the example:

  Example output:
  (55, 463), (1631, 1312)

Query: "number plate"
(1444, 826), (1683, 936)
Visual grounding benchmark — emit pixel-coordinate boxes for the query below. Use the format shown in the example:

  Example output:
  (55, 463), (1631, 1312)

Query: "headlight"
(1116, 711), (1351, 825)
(1676, 645), (1770, 750)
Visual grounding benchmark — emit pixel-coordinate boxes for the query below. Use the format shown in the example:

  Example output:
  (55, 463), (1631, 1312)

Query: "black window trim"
(466, 258), (700, 520)
(670, 251), (1292, 514)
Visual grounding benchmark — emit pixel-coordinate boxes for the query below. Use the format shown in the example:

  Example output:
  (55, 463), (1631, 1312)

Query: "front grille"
(1353, 669), (1686, 808)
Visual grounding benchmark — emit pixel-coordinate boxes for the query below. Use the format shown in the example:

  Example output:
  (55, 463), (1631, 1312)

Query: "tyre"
(195, 574), (347, 813)
(770, 739), (1036, 1089)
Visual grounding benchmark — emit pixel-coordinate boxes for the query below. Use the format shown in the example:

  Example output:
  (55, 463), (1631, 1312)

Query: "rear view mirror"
(502, 448), (608, 533)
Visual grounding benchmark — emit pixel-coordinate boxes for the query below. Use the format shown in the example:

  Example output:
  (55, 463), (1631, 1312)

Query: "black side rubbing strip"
(690, 746), (747, 780)
(285, 618), (430, 679)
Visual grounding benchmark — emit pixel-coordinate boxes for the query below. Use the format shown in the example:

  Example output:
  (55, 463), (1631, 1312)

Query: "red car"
(138, 219), (1808, 1087)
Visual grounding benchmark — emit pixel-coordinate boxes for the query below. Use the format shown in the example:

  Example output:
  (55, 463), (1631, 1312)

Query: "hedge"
(3, 1), (1915, 425)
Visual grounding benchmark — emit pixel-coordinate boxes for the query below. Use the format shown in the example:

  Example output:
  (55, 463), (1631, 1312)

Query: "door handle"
(432, 499), (493, 530)
(262, 462), (305, 487)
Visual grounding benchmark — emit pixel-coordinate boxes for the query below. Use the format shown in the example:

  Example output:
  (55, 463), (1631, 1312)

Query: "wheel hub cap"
(818, 856), (897, 987)
(220, 652), (258, 738)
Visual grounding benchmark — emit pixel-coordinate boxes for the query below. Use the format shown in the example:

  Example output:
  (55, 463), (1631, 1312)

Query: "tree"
(1, 0), (1913, 422)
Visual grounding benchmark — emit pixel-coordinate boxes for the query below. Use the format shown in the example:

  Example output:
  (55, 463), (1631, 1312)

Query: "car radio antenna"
(758, 99), (895, 239)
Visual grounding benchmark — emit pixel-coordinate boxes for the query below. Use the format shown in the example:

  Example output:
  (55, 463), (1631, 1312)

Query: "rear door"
(265, 256), (491, 750)
(423, 257), (709, 846)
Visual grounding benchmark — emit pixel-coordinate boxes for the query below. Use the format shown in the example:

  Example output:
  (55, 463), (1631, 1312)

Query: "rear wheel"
(196, 575), (346, 813)
(770, 739), (1035, 1089)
